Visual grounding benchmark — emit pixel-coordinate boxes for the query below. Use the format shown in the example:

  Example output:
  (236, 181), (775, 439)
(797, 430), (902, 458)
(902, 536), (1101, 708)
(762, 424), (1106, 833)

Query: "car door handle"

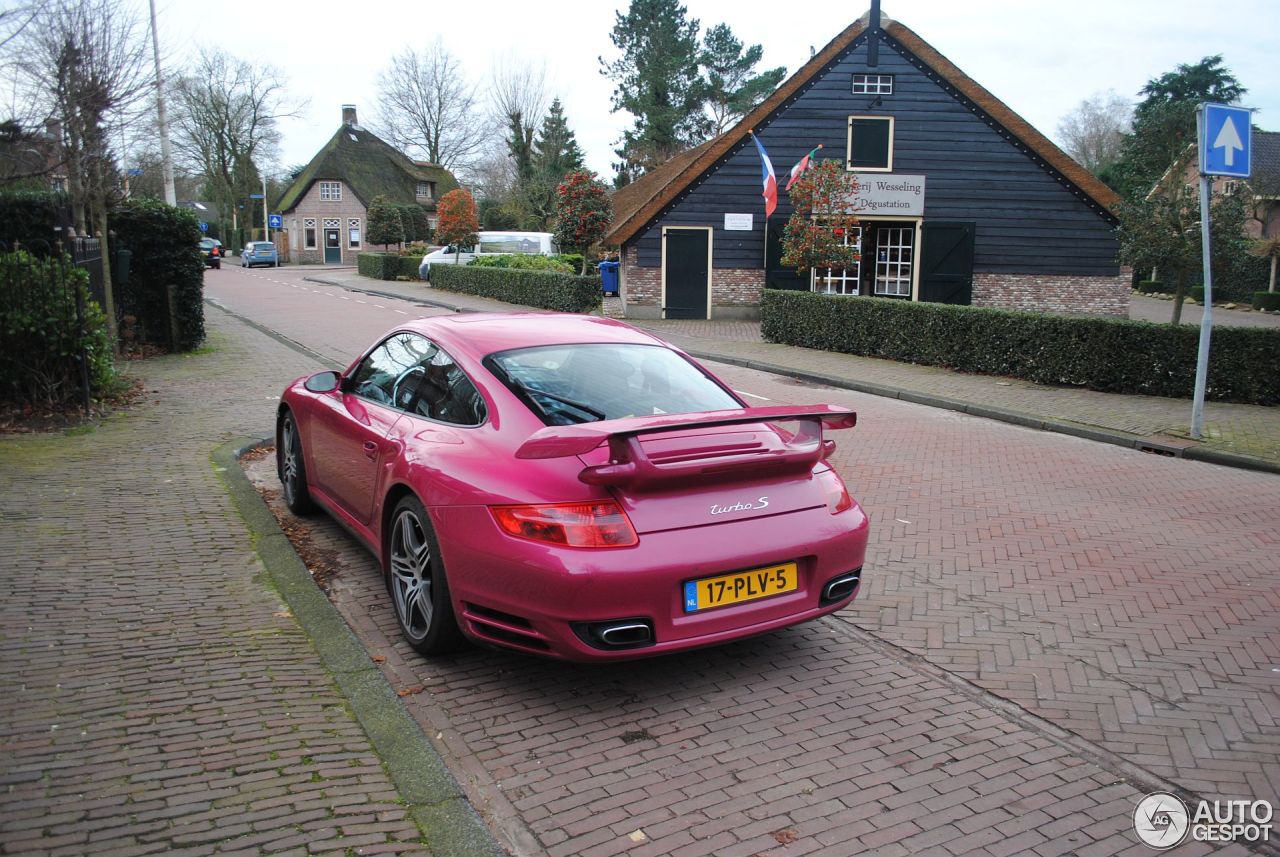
(363, 441), (378, 460)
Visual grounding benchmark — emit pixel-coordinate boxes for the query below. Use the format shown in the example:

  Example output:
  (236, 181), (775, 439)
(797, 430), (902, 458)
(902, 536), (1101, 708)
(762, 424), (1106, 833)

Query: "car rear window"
(487, 343), (740, 426)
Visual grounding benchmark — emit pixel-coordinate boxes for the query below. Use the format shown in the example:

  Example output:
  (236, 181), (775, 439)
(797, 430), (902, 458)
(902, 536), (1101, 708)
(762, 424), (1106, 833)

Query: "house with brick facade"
(1152, 130), (1280, 240)
(277, 105), (458, 265)
(605, 10), (1126, 320)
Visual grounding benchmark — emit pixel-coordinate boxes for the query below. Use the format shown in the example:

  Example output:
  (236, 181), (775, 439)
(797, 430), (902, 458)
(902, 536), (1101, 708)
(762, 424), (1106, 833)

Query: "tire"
(278, 411), (317, 515)
(386, 495), (464, 655)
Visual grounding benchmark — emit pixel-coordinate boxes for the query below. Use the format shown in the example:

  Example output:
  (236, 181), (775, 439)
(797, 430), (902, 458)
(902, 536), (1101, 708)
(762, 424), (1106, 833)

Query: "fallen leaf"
(371, 655), (386, 663)
(396, 685), (426, 697)
(773, 828), (798, 845)
(627, 830), (647, 843)
(273, 610), (292, 618)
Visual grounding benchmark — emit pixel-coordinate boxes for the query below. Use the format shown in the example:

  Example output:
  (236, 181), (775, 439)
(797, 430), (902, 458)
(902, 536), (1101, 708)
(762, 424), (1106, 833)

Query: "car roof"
(401, 313), (669, 362)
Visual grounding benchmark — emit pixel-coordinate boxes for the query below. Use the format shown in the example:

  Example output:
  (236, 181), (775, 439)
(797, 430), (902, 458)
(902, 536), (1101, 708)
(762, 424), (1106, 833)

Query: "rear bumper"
(430, 503), (869, 661)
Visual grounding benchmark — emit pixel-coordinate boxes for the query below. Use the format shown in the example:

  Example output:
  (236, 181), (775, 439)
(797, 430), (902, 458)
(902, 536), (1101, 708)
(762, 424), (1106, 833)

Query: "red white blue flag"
(787, 144), (824, 191)
(749, 131), (777, 218)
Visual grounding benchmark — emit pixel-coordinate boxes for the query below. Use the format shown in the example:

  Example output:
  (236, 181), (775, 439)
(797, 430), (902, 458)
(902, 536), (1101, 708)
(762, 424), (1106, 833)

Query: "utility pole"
(148, 0), (176, 206)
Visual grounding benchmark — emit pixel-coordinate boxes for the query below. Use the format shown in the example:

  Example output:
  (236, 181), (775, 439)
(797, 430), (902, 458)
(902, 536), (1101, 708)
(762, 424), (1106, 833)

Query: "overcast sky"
(152, 0), (1279, 180)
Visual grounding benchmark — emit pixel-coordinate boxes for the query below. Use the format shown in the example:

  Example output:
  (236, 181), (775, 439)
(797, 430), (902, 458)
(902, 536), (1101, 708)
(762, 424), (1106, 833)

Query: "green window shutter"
(847, 118), (893, 170)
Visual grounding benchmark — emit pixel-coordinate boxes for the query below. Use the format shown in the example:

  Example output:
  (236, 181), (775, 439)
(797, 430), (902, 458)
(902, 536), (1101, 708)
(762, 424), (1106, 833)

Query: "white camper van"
(418, 231), (559, 280)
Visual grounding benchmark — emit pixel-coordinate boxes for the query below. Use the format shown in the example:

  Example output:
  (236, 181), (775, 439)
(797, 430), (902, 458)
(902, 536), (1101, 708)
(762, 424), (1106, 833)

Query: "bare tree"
(1056, 90), (1132, 178)
(371, 40), (488, 172)
(168, 48), (303, 248)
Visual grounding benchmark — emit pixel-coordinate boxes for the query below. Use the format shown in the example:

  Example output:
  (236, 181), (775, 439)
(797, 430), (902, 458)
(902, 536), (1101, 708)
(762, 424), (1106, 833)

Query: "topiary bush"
(760, 290), (1280, 404)
(431, 265), (601, 313)
(1253, 292), (1280, 311)
(109, 198), (204, 351)
(1137, 280), (1164, 294)
(0, 251), (117, 405)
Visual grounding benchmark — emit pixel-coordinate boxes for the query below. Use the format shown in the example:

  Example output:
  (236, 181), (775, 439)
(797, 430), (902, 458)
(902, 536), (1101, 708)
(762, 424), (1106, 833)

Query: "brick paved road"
(215, 267), (1280, 855)
(0, 305), (431, 855)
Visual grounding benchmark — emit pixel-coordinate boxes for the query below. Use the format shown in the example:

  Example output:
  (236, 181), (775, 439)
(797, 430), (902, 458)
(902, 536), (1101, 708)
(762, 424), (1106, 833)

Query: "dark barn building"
(606, 10), (1126, 320)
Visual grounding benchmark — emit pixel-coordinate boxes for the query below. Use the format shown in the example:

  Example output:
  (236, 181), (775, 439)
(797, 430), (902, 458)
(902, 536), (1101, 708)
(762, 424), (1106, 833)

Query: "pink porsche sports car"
(276, 314), (869, 661)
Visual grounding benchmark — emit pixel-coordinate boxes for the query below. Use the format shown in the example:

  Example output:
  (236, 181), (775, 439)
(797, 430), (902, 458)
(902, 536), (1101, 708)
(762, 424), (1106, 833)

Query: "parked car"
(418, 231), (558, 280)
(198, 238), (222, 269)
(276, 314), (869, 661)
(241, 241), (278, 268)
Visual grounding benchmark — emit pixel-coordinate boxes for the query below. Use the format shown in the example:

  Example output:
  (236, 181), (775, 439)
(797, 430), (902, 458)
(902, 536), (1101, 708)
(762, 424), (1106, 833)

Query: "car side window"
(412, 347), (486, 426)
(350, 333), (435, 410)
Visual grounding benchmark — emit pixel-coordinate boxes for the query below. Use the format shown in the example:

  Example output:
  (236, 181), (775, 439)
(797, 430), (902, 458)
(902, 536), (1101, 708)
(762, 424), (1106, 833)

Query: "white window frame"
(319, 181), (341, 201)
(416, 181), (433, 200)
(303, 218), (317, 249)
(872, 225), (914, 297)
(846, 115), (895, 173)
(811, 226), (862, 295)
(852, 74), (893, 95)
(348, 218), (362, 249)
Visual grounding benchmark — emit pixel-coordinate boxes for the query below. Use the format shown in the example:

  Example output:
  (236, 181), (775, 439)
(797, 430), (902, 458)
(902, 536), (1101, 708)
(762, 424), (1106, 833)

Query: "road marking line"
(355, 300), (367, 304)
(393, 310), (408, 315)
(373, 304), (386, 309)
(736, 390), (770, 401)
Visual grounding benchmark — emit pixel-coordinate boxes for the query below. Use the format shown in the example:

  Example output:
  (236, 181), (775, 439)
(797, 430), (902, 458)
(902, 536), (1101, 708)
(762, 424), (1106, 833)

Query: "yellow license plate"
(683, 562), (798, 612)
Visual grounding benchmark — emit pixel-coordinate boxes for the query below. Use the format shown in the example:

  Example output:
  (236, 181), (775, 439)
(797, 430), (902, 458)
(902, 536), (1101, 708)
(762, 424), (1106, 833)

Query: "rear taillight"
(491, 502), (639, 548)
(816, 469), (853, 514)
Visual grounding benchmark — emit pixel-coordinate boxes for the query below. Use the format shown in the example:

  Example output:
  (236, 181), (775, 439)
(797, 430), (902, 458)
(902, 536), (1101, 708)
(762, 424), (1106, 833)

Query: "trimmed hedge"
(355, 253), (399, 280)
(431, 264), (602, 314)
(1190, 287), (1205, 303)
(0, 190), (67, 252)
(760, 290), (1280, 404)
(1136, 280), (1164, 294)
(109, 199), (205, 351)
(1254, 292), (1280, 311)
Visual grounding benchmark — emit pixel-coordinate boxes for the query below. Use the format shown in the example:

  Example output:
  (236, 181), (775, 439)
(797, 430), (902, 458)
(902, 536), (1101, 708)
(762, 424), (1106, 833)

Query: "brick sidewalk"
(300, 270), (1280, 468)
(0, 307), (443, 856)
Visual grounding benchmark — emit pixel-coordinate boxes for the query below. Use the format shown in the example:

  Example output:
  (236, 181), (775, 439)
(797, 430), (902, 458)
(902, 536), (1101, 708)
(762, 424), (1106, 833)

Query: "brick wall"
(622, 245), (661, 307)
(713, 268), (764, 306)
(972, 270), (1131, 317)
(285, 181), (366, 265)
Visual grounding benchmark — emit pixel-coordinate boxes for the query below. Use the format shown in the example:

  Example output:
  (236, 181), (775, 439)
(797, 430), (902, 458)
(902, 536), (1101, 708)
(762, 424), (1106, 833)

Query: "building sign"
(724, 213), (754, 231)
(848, 174), (926, 216)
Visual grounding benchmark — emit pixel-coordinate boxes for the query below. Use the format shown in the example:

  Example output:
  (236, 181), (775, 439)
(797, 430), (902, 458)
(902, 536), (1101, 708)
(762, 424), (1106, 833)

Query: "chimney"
(868, 0), (880, 68)
(342, 104), (357, 126)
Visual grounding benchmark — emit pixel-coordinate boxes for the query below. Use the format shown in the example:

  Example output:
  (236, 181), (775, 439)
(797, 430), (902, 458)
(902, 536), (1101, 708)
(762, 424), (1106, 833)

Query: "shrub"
(470, 254), (574, 274)
(1253, 292), (1280, 311)
(431, 265), (601, 313)
(0, 251), (116, 405)
(0, 190), (67, 253)
(1137, 280), (1164, 294)
(357, 252), (401, 280)
(1189, 286), (1205, 303)
(759, 291), (1280, 404)
(109, 198), (204, 351)
(367, 195), (404, 248)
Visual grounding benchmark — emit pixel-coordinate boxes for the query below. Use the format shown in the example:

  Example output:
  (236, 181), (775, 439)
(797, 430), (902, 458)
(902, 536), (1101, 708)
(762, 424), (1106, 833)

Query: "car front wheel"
(387, 495), (464, 655)
(278, 411), (317, 515)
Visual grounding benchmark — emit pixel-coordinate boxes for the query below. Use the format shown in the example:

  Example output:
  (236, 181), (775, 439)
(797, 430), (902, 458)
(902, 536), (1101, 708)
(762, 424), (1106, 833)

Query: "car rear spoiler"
(515, 405), (857, 488)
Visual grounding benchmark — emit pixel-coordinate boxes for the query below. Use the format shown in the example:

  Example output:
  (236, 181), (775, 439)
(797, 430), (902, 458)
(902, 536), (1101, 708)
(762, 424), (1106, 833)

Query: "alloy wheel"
(390, 509), (434, 641)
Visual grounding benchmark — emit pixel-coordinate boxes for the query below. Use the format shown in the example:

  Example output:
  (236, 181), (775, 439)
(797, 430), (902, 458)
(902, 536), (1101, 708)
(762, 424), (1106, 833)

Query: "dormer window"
(852, 74), (893, 95)
(416, 181), (435, 200)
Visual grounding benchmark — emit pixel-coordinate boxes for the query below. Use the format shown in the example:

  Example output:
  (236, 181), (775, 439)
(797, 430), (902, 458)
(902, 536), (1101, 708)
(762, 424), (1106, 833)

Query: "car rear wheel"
(278, 412), (317, 515)
(387, 496), (464, 655)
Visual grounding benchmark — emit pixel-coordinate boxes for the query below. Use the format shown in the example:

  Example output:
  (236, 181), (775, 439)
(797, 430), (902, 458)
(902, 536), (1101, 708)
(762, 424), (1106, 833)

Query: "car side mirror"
(303, 370), (340, 393)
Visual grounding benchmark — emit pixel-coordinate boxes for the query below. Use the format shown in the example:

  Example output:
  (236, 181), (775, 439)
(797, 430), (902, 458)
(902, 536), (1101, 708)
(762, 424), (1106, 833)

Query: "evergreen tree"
(699, 24), (786, 136)
(528, 99), (586, 228)
(600, 0), (707, 181)
(1110, 56), (1245, 199)
(554, 172), (613, 274)
(367, 195), (404, 249)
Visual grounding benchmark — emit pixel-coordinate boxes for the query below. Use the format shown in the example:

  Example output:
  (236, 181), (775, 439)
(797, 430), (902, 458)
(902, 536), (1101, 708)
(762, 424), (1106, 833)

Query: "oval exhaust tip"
(822, 572), (861, 603)
(599, 623), (652, 646)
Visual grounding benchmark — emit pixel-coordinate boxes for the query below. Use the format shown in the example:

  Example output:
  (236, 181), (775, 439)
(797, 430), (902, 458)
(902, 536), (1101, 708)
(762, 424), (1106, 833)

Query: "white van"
(418, 231), (559, 280)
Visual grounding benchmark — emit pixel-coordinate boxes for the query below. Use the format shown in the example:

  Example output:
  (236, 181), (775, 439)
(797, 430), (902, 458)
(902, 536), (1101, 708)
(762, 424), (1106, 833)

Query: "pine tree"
(600, 0), (707, 180)
(699, 24), (786, 136)
(528, 99), (585, 227)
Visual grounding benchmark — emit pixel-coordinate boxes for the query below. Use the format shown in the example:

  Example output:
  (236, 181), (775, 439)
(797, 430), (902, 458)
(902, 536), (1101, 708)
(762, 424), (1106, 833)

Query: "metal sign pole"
(1190, 106), (1214, 439)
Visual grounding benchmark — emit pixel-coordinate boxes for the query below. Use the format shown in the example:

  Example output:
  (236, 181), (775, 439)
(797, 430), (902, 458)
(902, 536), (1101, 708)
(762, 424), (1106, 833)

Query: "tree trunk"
(1269, 255), (1276, 293)
(1171, 269), (1187, 325)
(93, 207), (120, 356)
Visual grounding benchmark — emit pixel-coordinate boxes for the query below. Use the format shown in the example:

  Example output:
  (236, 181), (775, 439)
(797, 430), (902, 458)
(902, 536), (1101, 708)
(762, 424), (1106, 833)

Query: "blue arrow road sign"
(1201, 103), (1251, 178)
(198, 221), (208, 232)
(267, 214), (283, 229)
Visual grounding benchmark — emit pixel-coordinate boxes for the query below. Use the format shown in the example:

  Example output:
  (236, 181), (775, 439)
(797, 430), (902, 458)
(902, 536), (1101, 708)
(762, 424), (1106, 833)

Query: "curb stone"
(212, 437), (505, 857)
